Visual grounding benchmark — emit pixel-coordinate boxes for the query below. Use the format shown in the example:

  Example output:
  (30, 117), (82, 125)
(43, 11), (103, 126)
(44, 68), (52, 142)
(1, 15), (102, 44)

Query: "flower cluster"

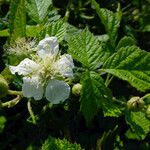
(9, 36), (74, 104)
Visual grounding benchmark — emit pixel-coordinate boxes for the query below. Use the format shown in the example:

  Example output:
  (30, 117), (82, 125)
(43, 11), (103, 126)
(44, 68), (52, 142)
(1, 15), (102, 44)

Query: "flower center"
(38, 56), (58, 85)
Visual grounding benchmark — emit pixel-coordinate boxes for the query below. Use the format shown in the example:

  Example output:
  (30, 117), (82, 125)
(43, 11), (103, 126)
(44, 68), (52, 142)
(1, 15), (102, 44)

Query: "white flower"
(54, 54), (74, 78)
(9, 36), (74, 104)
(9, 58), (39, 75)
(37, 36), (59, 59)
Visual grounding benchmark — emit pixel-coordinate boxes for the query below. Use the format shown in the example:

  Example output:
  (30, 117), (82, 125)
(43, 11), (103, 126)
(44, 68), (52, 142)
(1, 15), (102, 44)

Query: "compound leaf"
(9, 0), (26, 42)
(116, 36), (136, 51)
(26, 0), (52, 23)
(80, 71), (120, 122)
(68, 28), (103, 70)
(46, 20), (67, 42)
(92, 0), (121, 47)
(102, 46), (150, 92)
(125, 111), (150, 140)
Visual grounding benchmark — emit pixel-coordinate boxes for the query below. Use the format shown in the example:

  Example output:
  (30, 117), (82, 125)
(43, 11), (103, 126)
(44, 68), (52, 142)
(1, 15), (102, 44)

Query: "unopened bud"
(127, 96), (145, 112)
(72, 83), (82, 96)
(0, 74), (9, 98)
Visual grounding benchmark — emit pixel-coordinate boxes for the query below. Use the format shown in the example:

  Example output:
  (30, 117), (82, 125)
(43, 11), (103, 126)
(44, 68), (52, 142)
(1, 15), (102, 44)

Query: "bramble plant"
(0, 0), (150, 149)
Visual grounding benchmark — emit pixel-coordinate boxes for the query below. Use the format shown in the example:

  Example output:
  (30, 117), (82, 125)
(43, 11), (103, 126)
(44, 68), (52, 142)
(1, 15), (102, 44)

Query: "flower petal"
(37, 36), (59, 59)
(54, 54), (74, 78)
(45, 79), (70, 104)
(22, 76), (44, 100)
(9, 58), (39, 75)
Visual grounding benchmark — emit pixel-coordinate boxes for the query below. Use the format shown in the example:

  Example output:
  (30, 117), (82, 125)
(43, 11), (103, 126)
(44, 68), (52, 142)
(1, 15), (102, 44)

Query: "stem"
(105, 74), (113, 87)
(141, 93), (150, 100)
(63, 0), (72, 22)
(8, 90), (23, 96)
(27, 100), (36, 124)
(112, 97), (127, 106)
(0, 95), (22, 108)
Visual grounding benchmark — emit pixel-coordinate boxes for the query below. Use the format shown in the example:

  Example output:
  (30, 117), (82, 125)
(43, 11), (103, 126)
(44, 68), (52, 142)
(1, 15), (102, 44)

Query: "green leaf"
(41, 136), (82, 150)
(80, 71), (98, 122)
(36, 20), (67, 42)
(80, 71), (120, 122)
(116, 36), (136, 51)
(102, 46), (150, 92)
(125, 111), (150, 140)
(46, 20), (67, 42)
(0, 25), (43, 37)
(9, 0), (26, 41)
(0, 116), (6, 133)
(65, 23), (82, 42)
(25, 0), (52, 23)
(26, 25), (43, 37)
(92, 0), (122, 47)
(68, 28), (103, 70)
(0, 29), (9, 37)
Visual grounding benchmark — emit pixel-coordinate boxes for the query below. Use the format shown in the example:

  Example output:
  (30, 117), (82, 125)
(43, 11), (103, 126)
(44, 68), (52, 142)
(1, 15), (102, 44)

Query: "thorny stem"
(27, 100), (36, 124)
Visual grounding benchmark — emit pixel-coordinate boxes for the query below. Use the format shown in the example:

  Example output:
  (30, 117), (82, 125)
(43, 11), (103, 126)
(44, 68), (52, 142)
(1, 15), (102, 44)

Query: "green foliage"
(125, 111), (150, 140)
(0, 74), (9, 98)
(102, 46), (150, 92)
(92, 0), (122, 47)
(41, 136), (82, 150)
(0, 116), (6, 133)
(68, 28), (103, 70)
(25, 0), (52, 23)
(116, 36), (136, 51)
(46, 20), (68, 42)
(0, 29), (9, 37)
(26, 25), (42, 37)
(80, 71), (121, 122)
(0, 0), (150, 148)
(9, 0), (26, 42)
(36, 20), (67, 42)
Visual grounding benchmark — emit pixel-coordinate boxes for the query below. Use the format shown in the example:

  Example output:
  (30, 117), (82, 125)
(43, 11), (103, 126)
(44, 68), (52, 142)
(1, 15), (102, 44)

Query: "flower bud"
(146, 105), (150, 119)
(127, 96), (145, 112)
(0, 74), (9, 98)
(72, 83), (82, 96)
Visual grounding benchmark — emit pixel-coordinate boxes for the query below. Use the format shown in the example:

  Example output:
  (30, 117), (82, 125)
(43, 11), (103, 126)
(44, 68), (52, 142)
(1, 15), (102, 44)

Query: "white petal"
(9, 58), (39, 75)
(54, 54), (74, 78)
(45, 79), (70, 104)
(22, 76), (44, 100)
(37, 36), (59, 59)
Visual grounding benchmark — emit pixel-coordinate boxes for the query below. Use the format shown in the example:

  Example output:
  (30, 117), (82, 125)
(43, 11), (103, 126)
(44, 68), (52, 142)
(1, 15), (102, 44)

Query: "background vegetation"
(0, 0), (150, 149)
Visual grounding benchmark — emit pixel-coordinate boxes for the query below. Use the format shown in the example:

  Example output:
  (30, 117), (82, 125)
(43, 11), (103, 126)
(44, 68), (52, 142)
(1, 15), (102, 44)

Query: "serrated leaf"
(125, 111), (150, 140)
(64, 23), (82, 42)
(92, 0), (121, 47)
(9, 0), (26, 41)
(102, 46), (150, 92)
(80, 71), (99, 122)
(36, 20), (67, 42)
(68, 28), (103, 70)
(80, 71), (120, 122)
(116, 36), (136, 51)
(41, 136), (82, 150)
(25, 0), (52, 23)
(26, 25), (42, 37)
(46, 20), (67, 42)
